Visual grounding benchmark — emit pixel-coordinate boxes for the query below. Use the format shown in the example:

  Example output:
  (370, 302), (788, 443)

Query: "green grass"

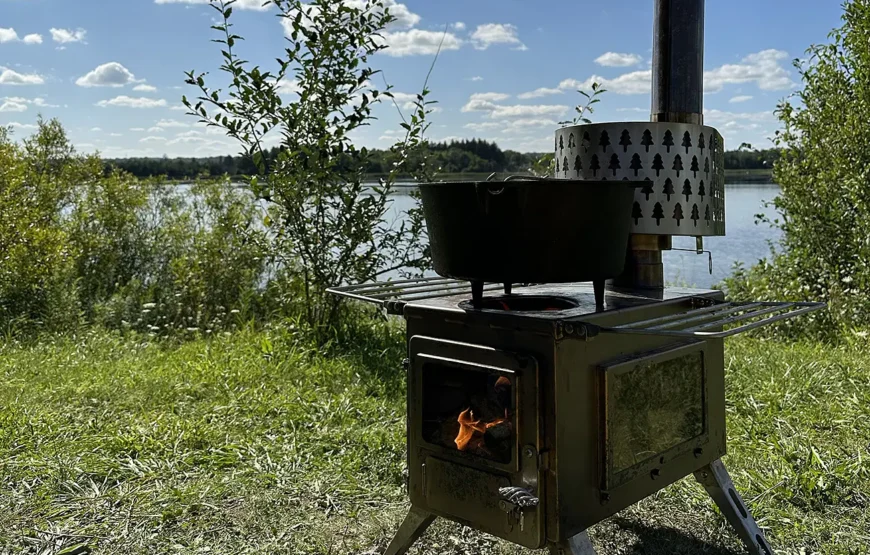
(1, 326), (868, 554)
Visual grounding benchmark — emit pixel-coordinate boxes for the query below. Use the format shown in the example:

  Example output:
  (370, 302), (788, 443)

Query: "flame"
(454, 408), (508, 451)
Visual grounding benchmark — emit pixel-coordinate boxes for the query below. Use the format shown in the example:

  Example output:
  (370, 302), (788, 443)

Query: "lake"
(385, 183), (782, 289)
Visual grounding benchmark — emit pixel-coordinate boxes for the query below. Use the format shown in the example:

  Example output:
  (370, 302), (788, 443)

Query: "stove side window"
(602, 344), (706, 488)
(421, 363), (515, 464)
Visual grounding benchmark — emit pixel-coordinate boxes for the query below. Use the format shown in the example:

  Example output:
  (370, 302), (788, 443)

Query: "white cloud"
(50, 28), (87, 44)
(560, 71), (652, 95)
(90, 127), (102, 132)
(0, 100), (27, 112)
(462, 93), (566, 119)
(379, 29), (462, 57)
(8, 122), (38, 130)
(169, 105), (187, 111)
(76, 62), (140, 88)
(452, 22), (466, 31)
(140, 136), (166, 143)
(155, 0), (270, 9)
(705, 49), (794, 92)
(277, 78), (300, 95)
(616, 107), (648, 113)
(0, 68), (45, 86)
(130, 127), (146, 132)
(109, 133), (123, 137)
(517, 87), (562, 100)
(704, 108), (775, 124)
(1, 96), (59, 110)
(133, 84), (157, 92)
(155, 118), (189, 128)
(469, 76), (483, 82)
(471, 23), (525, 51)
(23, 34), (42, 45)
(0, 28), (19, 43)
(148, 126), (164, 133)
(594, 52), (643, 67)
(96, 96), (168, 109)
(464, 121), (501, 132)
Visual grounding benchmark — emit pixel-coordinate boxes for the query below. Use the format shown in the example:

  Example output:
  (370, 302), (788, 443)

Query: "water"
(385, 183), (782, 289)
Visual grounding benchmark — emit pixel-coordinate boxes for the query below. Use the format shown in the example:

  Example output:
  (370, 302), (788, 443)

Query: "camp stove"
(328, 1), (825, 553)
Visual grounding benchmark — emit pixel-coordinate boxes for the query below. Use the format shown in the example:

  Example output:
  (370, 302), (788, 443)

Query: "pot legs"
(694, 459), (773, 555)
(383, 506), (435, 555)
(549, 531), (597, 555)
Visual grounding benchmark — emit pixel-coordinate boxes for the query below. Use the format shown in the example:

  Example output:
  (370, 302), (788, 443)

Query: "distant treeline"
(104, 139), (782, 180)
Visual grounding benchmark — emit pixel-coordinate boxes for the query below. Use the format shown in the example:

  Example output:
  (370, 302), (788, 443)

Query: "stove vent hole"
(728, 488), (748, 519)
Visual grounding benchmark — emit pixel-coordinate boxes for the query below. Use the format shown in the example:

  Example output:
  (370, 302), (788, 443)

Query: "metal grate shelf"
(327, 277), (525, 315)
(599, 300), (826, 339)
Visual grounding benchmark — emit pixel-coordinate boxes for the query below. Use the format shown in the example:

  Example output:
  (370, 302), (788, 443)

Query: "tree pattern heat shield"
(554, 122), (726, 236)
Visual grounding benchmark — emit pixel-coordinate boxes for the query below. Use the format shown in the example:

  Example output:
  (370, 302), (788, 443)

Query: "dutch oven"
(418, 176), (638, 293)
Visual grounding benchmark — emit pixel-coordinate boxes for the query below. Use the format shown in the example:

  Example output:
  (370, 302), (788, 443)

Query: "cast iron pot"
(418, 176), (637, 285)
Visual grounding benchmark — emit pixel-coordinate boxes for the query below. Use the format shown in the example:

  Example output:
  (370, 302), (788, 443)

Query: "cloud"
(23, 34), (42, 45)
(463, 121), (501, 132)
(517, 87), (562, 100)
(1, 96), (59, 110)
(140, 136), (166, 143)
(452, 22), (466, 31)
(704, 108), (775, 124)
(469, 76), (483, 82)
(0, 100), (27, 112)
(155, 0), (270, 10)
(705, 49), (794, 92)
(0, 68), (45, 85)
(8, 122), (38, 130)
(50, 28), (87, 44)
(595, 52), (643, 67)
(729, 95), (753, 103)
(148, 126), (164, 133)
(109, 133), (123, 137)
(276, 78), (300, 95)
(76, 62), (141, 87)
(96, 96), (168, 108)
(379, 29), (462, 57)
(462, 93), (566, 119)
(471, 23), (525, 50)
(169, 105), (187, 111)
(133, 84), (157, 92)
(559, 71), (652, 95)
(130, 127), (146, 132)
(155, 118), (189, 128)
(90, 127), (102, 132)
(0, 28), (18, 43)
(616, 107), (648, 113)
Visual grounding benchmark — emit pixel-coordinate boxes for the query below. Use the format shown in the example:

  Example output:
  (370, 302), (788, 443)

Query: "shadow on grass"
(605, 518), (743, 555)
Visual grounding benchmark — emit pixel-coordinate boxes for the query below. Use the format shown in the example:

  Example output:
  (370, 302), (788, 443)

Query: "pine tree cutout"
(632, 201), (643, 224)
(698, 132), (706, 152)
(568, 132), (575, 149)
(682, 179), (692, 201)
(673, 203), (684, 226)
(652, 153), (664, 177)
(653, 202), (665, 225)
(608, 153), (621, 176)
(641, 178), (654, 200)
(705, 204), (712, 225)
(704, 157), (710, 177)
(619, 129), (632, 152)
(582, 131), (591, 153)
(663, 178), (675, 201)
(691, 155), (700, 177)
(641, 129), (654, 152)
(556, 158), (560, 174)
(630, 153), (643, 176)
(682, 130), (692, 154)
(559, 135), (564, 155)
(663, 129), (675, 153)
(698, 180), (705, 200)
(574, 155), (582, 176)
(691, 204), (700, 226)
(672, 154), (683, 177)
(599, 130), (611, 153)
(590, 154), (600, 177)
(563, 156), (569, 177)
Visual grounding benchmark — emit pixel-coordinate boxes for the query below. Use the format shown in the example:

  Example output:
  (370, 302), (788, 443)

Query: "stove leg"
(694, 459), (773, 555)
(383, 506), (435, 555)
(550, 530), (597, 555)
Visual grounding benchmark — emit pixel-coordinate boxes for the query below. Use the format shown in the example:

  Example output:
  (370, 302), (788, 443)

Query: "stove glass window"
(421, 363), (514, 464)
(606, 350), (705, 477)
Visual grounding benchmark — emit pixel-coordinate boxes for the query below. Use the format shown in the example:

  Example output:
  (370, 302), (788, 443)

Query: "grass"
(1, 324), (868, 554)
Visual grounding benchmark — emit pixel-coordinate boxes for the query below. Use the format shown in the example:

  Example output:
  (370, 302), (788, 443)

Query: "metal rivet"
(524, 447), (536, 459)
(565, 324), (575, 335)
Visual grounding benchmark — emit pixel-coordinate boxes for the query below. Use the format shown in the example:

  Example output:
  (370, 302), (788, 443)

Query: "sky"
(0, 0), (846, 158)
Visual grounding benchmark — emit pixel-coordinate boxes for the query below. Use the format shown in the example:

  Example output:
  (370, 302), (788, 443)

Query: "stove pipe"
(617, 0), (705, 290)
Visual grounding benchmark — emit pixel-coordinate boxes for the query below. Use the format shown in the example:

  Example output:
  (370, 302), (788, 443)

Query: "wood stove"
(328, 280), (823, 554)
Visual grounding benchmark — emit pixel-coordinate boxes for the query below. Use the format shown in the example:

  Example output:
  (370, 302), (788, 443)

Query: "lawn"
(1, 325), (868, 554)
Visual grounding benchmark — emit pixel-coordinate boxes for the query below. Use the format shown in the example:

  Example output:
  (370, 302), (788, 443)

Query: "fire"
(454, 408), (508, 451)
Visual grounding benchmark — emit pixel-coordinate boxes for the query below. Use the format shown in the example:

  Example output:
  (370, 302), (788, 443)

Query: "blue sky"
(0, 0), (845, 157)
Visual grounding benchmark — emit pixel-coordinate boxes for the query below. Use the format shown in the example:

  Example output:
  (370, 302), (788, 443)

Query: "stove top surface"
(404, 283), (720, 321)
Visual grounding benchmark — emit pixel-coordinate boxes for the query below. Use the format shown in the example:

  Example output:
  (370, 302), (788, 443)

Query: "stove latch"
(497, 486), (539, 532)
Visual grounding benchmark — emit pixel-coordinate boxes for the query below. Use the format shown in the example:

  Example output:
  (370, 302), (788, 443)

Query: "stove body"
(401, 285), (726, 550)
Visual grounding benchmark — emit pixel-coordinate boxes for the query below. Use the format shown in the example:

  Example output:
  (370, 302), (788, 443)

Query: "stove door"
(407, 336), (544, 549)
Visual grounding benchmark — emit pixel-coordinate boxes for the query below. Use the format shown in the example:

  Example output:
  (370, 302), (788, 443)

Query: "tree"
(673, 203), (684, 226)
(641, 178), (654, 200)
(599, 130), (611, 152)
(704, 156), (710, 176)
(682, 179), (692, 201)
(574, 154), (582, 176)
(559, 135), (564, 154)
(630, 153), (643, 176)
(608, 153), (621, 176)
(663, 178), (675, 201)
(556, 157), (560, 174)
(672, 154), (683, 177)
(619, 129), (632, 152)
(682, 130), (692, 154)
(663, 129), (674, 152)
(698, 132), (706, 152)
(568, 132), (575, 149)
(183, 0), (434, 334)
(563, 156), (569, 177)
(590, 154), (600, 176)
(704, 204), (711, 225)
(652, 153), (664, 176)
(691, 155), (700, 177)
(641, 129), (654, 152)
(652, 202), (664, 225)
(582, 131), (591, 152)
(632, 201), (643, 224)
(691, 203), (700, 226)
(698, 180), (706, 200)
